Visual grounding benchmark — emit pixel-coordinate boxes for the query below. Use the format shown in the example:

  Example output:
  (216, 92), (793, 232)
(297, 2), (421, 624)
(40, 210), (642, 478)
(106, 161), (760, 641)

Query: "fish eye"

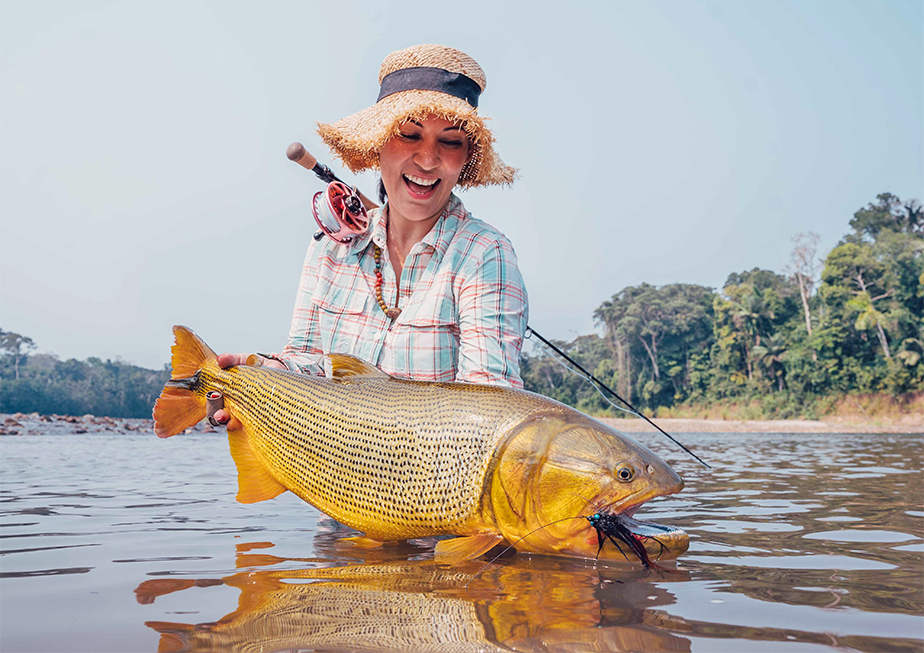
(615, 465), (635, 482)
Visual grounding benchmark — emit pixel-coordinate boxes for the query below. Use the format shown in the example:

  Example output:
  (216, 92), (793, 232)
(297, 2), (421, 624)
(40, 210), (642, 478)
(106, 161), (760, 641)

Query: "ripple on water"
(803, 530), (917, 543)
(841, 466), (914, 474)
(815, 516), (862, 522)
(697, 520), (803, 533)
(687, 554), (896, 570)
(746, 500), (824, 508)
(892, 543), (924, 552)
(691, 542), (769, 555)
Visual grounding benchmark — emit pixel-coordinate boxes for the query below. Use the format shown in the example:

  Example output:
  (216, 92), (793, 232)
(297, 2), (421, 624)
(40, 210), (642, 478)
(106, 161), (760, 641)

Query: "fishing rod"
(524, 328), (710, 469)
(286, 142), (710, 469)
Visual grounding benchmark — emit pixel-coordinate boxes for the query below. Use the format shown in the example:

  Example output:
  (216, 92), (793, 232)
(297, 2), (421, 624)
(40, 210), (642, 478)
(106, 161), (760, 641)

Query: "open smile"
(402, 174), (441, 198)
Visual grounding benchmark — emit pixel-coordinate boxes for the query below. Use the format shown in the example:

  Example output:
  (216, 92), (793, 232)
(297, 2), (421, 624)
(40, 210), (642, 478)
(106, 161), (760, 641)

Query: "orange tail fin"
(152, 326), (217, 438)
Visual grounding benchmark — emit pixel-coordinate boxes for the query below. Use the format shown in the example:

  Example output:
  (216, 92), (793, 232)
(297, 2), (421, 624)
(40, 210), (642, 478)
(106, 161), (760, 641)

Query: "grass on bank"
(651, 391), (923, 422)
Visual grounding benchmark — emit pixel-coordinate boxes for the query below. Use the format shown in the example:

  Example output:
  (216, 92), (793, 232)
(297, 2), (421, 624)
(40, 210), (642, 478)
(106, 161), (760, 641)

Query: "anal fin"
(227, 422), (287, 504)
(341, 536), (385, 549)
(434, 533), (505, 561)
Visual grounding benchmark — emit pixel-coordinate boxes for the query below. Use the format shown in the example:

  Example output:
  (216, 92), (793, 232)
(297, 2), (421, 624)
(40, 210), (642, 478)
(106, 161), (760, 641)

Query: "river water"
(1, 416), (922, 653)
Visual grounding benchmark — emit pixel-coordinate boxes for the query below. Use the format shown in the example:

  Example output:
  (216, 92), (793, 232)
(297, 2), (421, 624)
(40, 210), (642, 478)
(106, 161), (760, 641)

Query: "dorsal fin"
(326, 354), (390, 379)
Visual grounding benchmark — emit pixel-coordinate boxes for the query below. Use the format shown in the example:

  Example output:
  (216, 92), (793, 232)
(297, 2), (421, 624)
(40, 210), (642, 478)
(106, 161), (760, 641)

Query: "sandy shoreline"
(599, 416), (924, 434)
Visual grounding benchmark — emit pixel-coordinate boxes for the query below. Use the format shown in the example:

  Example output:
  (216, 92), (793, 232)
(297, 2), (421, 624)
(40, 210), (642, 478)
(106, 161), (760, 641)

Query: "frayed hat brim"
(317, 90), (515, 188)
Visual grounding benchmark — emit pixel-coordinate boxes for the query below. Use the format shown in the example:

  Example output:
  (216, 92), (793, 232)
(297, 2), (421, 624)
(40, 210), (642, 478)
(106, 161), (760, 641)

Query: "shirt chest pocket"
(310, 274), (371, 355)
(387, 292), (460, 381)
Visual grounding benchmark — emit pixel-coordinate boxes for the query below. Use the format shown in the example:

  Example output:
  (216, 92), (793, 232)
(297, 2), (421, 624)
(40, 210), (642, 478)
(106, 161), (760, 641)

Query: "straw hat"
(317, 44), (516, 188)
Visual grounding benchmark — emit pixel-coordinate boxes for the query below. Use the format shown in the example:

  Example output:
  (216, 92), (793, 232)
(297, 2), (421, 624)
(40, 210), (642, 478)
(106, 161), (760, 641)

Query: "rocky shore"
(0, 413), (219, 436)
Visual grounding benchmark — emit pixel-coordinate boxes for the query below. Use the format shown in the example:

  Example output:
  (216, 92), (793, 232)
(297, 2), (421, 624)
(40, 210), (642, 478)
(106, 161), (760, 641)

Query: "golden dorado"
(153, 326), (689, 564)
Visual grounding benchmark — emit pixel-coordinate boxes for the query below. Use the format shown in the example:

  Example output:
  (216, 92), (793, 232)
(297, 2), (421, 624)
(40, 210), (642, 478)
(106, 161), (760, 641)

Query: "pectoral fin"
(434, 533), (505, 561)
(341, 536), (385, 549)
(227, 423), (287, 504)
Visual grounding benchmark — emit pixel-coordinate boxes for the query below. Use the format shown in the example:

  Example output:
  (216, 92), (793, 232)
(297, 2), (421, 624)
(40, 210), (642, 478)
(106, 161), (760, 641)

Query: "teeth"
(405, 174), (438, 187)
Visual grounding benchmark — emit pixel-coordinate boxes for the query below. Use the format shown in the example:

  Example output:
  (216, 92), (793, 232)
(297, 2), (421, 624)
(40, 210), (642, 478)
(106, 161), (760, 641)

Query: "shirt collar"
(357, 193), (467, 259)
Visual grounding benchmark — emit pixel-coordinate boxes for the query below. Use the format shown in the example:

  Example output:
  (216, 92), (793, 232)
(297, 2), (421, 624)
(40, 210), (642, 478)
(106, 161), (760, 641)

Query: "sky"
(1, 0), (922, 370)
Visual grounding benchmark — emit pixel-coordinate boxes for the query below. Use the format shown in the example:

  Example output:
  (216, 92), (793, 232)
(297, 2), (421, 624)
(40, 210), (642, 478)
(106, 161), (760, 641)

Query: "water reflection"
(141, 539), (692, 653)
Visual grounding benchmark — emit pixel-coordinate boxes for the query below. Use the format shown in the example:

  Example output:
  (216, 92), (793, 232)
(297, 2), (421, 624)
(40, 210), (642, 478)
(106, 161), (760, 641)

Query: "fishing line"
(535, 339), (639, 418)
(525, 327), (711, 470)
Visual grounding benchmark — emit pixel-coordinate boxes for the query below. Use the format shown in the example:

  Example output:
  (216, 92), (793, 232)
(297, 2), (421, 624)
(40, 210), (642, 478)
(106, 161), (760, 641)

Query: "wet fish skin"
(153, 326), (688, 562)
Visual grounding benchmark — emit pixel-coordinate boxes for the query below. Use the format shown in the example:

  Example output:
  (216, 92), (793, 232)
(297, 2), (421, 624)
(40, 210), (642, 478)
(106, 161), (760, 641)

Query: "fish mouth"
(593, 512), (689, 564)
(538, 508), (687, 565)
(566, 488), (689, 564)
(517, 491), (688, 565)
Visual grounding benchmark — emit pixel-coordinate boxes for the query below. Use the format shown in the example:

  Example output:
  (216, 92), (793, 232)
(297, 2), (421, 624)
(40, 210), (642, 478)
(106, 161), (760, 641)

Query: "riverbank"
(4, 412), (921, 436)
(600, 415), (924, 434)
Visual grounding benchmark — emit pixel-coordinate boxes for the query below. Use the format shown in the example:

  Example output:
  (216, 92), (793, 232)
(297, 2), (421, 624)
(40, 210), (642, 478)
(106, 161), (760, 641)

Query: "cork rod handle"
(286, 142), (378, 211)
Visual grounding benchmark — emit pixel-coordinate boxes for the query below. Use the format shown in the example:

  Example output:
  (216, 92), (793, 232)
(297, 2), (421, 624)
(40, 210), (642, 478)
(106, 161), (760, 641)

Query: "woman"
(217, 43), (527, 396)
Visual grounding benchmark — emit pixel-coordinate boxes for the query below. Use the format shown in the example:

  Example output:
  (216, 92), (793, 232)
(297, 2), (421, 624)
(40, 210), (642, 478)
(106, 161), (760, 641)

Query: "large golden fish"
(153, 326), (688, 563)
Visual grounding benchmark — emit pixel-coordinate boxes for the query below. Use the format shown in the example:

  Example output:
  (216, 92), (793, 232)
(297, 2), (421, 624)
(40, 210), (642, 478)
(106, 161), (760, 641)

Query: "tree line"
(0, 332), (170, 418)
(2, 192), (921, 420)
(520, 193), (923, 419)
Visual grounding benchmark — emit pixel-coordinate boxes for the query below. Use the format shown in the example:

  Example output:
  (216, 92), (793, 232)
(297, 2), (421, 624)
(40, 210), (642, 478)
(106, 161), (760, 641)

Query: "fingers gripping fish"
(153, 326), (689, 564)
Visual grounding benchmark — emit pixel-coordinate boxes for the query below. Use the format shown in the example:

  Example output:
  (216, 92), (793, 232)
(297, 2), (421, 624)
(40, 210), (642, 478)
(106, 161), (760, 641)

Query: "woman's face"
(379, 116), (472, 225)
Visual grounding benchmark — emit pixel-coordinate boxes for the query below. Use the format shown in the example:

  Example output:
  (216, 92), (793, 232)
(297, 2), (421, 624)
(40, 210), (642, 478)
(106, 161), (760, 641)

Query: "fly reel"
(311, 181), (370, 244)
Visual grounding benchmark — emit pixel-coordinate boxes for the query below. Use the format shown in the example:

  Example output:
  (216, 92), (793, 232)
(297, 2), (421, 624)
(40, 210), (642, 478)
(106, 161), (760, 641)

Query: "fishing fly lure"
(586, 512), (668, 569)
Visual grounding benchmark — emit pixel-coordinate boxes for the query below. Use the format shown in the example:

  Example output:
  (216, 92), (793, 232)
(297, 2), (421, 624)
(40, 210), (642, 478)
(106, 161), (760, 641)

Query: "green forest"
(521, 193), (923, 419)
(1, 192), (921, 420)
(0, 332), (170, 418)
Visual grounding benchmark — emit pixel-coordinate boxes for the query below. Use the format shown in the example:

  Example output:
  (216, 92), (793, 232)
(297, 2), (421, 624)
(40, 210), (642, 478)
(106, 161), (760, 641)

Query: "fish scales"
(154, 326), (689, 563)
(200, 363), (558, 540)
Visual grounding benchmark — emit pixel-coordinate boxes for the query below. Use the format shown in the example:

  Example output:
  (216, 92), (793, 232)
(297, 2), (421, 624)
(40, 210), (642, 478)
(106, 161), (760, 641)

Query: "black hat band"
(377, 67), (481, 108)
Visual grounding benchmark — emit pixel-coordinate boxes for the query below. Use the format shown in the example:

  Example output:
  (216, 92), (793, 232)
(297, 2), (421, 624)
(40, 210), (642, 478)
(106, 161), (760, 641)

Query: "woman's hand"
(211, 353), (286, 425)
(216, 352), (287, 370)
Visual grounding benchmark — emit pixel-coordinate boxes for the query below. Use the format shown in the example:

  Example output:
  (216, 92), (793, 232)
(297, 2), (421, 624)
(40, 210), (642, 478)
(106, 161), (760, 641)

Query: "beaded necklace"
(373, 245), (401, 320)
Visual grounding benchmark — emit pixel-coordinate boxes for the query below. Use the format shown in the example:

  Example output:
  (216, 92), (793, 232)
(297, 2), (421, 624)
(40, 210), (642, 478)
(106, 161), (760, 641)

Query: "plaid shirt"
(276, 194), (528, 387)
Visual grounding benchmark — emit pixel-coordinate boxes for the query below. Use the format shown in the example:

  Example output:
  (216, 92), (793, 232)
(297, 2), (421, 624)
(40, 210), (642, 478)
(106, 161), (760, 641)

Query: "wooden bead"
(373, 245), (399, 320)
